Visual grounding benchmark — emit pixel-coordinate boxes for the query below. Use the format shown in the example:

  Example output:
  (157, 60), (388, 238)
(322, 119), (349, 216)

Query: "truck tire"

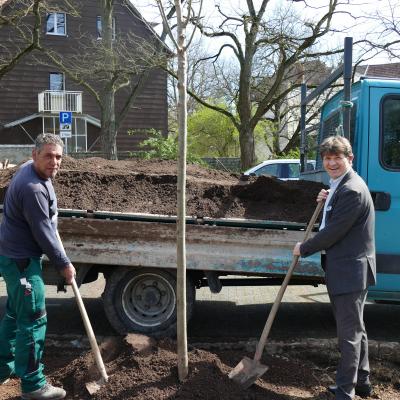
(103, 267), (195, 337)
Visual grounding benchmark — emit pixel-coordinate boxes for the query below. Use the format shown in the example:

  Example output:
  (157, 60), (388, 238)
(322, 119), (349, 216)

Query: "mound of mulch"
(0, 157), (325, 223)
(1, 335), (400, 400)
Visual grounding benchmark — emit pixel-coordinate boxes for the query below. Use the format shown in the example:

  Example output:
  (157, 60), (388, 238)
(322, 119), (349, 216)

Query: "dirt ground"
(0, 157), (325, 223)
(0, 335), (399, 400)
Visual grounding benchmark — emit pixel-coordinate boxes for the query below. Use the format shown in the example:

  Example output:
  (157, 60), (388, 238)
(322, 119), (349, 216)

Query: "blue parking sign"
(59, 111), (72, 124)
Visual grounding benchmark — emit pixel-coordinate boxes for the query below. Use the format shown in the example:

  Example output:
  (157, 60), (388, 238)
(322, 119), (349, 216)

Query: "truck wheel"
(103, 267), (195, 337)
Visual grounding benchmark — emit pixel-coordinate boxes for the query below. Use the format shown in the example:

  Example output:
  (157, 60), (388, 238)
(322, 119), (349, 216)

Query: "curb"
(46, 334), (400, 362)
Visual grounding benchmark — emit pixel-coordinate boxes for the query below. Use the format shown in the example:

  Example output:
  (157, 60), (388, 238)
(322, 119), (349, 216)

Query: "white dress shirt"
(319, 167), (351, 231)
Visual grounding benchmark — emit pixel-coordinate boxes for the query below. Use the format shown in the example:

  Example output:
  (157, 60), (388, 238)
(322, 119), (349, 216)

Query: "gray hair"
(35, 133), (64, 152)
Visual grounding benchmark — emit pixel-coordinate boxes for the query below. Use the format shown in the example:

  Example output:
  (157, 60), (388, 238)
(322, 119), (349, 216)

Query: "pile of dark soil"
(1, 336), (399, 399)
(0, 157), (325, 223)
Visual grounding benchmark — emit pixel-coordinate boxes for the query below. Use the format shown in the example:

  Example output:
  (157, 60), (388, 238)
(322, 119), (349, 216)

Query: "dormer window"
(46, 13), (66, 36)
(96, 16), (116, 40)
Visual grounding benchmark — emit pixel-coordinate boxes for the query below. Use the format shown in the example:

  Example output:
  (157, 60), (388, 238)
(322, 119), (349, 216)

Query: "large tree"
(182, 0), (346, 169)
(39, 0), (167, 159)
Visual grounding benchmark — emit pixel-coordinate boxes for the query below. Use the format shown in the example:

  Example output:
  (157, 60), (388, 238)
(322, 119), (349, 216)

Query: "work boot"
(328, 383), (373, 398)
(21, 383), (66, 400)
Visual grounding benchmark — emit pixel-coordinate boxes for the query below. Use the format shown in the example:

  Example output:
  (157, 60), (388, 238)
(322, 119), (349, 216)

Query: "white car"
(243, 159), (316, 180)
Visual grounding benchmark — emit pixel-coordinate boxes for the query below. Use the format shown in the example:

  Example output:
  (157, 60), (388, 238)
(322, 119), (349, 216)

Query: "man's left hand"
(293, 242), (302, 256)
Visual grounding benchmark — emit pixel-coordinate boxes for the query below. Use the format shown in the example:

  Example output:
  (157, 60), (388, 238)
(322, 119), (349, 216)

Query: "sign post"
(59, 112), (72, 155)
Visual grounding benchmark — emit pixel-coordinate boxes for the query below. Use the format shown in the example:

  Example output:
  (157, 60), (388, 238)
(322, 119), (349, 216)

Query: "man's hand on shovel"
(60, 263), (76, 284)
(293, 189), (328, 256)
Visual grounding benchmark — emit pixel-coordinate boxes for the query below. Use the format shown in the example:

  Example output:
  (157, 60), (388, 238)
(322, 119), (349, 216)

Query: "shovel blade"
(228, 356), (269, 389)
(85, 377), (107, 395)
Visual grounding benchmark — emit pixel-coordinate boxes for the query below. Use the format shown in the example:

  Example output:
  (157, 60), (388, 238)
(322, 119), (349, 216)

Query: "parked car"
(243, 159), (316, 180)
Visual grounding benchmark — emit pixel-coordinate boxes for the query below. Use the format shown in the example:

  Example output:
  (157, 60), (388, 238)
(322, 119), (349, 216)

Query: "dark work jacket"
(0, 160), (70, 269)
(300, 169), (376, 296)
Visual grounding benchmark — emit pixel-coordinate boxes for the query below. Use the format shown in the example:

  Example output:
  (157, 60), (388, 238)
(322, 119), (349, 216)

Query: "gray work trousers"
(329, 289), (370, 400)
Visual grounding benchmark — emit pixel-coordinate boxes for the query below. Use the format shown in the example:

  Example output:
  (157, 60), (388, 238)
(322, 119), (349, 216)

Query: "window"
(381, 96), (400, 169)
(287, 163), (300, 179)
(41, 116), (88, 153)
(46, 13), (66, 36)
(49, 73), (64, 91)
(255, 164), (279, 177)
(65, 118), (87, 153)
(306, 161), (316, 172)
(316, 104), (357, 169)
(96, 16), (116, 40)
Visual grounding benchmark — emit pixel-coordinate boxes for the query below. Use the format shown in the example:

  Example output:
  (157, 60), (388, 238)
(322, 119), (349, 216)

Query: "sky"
(132, 0), (398, 66)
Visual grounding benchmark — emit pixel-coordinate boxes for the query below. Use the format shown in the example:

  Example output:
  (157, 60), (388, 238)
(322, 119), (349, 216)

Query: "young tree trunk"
(176, 6), (189, 382)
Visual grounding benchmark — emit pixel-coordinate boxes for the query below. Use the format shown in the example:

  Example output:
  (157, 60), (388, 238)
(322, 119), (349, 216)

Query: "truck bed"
(58, 208), (324, 279)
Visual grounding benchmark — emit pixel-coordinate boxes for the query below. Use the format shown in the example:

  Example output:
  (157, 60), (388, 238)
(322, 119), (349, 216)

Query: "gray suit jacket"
(300, 169), (376, 295)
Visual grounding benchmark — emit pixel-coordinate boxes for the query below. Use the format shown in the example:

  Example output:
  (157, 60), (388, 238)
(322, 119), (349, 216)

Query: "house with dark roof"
(0, 0), (168, 158)
(355, 62), (400, 79)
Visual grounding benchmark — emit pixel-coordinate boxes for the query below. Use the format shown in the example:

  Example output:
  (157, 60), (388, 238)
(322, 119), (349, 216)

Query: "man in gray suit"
(293, 136), (376, 400)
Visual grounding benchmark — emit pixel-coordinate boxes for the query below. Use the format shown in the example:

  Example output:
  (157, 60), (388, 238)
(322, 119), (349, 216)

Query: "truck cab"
(302, 77), (400, 302)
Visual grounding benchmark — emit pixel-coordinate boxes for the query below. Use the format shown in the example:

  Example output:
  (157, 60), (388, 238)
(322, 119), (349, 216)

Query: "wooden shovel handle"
(56, 231), (108, 382)
(254, 201), (324, 362)
(71, 278), (109, 382)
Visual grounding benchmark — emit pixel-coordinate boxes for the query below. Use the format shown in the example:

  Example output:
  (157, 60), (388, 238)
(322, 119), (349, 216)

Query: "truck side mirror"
(371, 191), (391, 211)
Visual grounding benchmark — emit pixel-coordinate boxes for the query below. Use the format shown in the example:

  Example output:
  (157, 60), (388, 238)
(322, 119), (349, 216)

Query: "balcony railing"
(38, 90), (82, 113)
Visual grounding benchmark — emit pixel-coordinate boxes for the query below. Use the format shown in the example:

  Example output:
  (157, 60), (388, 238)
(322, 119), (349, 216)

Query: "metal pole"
(342, 37), (353, 140)
(300, 84), (307, 173)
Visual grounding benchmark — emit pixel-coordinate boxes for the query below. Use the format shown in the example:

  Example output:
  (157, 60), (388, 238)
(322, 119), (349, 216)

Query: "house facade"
(0, 0), (168, 157)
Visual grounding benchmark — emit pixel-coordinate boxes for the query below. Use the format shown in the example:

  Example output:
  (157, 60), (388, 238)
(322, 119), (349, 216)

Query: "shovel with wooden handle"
(70, 278), (109, 394)
(229, 201), (324, 388)
(56, 231), (109, 394)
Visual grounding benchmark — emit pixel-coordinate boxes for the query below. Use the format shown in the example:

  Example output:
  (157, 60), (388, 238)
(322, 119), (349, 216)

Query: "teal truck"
(300, 37), (400, 303)
(34, 38), (400, 337)
(54, 64), (400, 336)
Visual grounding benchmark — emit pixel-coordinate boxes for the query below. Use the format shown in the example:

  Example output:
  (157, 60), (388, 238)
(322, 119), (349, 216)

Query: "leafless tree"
(37, 0), (168, 159)
(186, 0), (349, 169)
(354, 0), (400, 63)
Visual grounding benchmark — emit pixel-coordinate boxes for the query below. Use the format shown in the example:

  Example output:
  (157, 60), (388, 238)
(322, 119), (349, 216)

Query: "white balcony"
(38, 90), (82, 113)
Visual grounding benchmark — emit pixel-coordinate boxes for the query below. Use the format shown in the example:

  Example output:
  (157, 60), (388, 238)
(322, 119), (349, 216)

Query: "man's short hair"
(35, 133), (64, 152)
(320, 135), (353, 158)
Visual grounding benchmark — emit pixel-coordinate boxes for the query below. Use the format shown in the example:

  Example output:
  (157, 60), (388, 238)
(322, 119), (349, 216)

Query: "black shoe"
(327, 384), (373, 398)
(355, 383), (373, 398)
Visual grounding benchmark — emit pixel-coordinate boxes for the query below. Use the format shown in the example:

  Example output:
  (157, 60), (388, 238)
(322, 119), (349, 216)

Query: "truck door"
(368, 87), (400, 298)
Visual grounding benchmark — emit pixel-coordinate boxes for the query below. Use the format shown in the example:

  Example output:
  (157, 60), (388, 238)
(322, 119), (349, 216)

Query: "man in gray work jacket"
(293, 136), (376, 400)
(0, 133), (76, 400)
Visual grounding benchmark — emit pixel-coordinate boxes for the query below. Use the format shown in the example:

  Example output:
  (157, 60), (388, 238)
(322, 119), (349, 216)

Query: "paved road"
(1, 275), (400, 342)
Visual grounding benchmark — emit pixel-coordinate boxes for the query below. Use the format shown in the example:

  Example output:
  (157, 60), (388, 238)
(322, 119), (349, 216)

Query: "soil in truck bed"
(0, 157), (325, 223)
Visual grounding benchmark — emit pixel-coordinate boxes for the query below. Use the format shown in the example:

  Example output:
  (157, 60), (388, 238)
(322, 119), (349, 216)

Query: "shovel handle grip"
(254, 201), (324, 362)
